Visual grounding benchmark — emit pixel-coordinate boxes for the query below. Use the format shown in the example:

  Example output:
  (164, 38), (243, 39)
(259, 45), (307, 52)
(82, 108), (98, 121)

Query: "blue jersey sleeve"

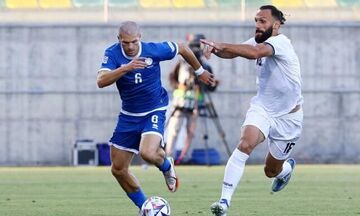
(151, 41), (178, 62)
(99, 50), (118, 71)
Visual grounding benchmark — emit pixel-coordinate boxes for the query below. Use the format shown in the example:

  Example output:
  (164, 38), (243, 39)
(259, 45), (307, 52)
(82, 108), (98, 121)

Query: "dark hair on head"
(260, 5), (286, 24)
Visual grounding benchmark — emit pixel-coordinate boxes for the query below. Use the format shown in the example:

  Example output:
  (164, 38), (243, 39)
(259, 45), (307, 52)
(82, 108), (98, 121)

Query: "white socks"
(220, 149), (249, 204)
(275, 160), (292, 179)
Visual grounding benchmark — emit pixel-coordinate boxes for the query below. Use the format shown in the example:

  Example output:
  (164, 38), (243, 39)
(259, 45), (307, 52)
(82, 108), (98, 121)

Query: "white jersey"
(244, 34), (303, 117)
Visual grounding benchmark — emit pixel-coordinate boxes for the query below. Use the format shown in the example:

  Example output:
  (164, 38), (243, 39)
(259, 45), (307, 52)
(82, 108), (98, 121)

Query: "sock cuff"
(127, 189), (147, 209)
(127, 188), (144, 198)
(276, 160), (292, 179)
(157, 157), (171, 172)
(227, 149), (249, 168)
(232, 148), (249, 161)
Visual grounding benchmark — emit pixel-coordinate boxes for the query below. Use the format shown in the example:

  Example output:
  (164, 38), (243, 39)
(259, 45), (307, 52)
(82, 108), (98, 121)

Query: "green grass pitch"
(0, 165), (359, 216)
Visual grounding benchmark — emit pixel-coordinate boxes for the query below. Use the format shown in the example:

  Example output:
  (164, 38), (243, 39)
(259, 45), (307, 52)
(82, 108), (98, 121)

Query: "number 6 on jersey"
(135, 73), (142, 84)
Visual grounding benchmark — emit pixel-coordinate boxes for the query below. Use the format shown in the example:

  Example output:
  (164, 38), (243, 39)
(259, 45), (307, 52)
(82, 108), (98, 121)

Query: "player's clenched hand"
(198, 70), (216, 87)
(125, 57), (148, 71)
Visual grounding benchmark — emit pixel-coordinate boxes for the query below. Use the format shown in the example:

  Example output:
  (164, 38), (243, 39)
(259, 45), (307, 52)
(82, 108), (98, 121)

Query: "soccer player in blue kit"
(96, 21), (216, 213)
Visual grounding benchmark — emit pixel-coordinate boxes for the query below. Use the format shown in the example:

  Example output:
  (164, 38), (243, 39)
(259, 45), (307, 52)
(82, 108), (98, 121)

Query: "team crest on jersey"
(144, 58), (153, 66)
(102, 56), (109, 64)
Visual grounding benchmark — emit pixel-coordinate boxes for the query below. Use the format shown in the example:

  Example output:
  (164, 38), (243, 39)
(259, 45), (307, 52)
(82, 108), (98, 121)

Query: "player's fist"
(198, 70), (216, 87)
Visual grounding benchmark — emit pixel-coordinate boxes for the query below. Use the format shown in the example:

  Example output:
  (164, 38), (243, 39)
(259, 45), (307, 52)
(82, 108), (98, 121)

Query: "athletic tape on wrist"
(194, 66), (205, 76)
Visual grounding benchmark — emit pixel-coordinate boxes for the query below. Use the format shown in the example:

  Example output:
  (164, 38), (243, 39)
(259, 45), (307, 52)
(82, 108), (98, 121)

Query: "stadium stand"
(304, 0), (337, 8)
(337, 0), (360, 7)
(0, 0), (359, 23)
(245, 0), (271, 8)
(139, 0), (172, 8)
(217, 0), (241, 8)
(172, 0), (205, 8)
(204, 0), (217, 7)
(2, 0), (360, 9)
(272, 0), (306, 8)
(73, 0), (103, 7)
(5, 0), (38, 8)
(109, 0), (138, 8)
(39, 0), (72, 8)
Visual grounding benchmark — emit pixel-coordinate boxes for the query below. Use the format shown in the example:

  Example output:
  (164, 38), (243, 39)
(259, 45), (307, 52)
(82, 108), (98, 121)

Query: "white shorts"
(242, 105), (303, 160)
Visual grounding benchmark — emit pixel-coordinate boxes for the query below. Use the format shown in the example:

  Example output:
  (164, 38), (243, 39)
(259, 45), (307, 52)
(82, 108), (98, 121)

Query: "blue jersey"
(100, 41), (178, 115)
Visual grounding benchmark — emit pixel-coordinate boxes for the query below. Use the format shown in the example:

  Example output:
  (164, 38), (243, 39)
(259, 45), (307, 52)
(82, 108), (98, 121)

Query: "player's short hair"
(260, 5), (286, 25)
(119, 21), (140, 36)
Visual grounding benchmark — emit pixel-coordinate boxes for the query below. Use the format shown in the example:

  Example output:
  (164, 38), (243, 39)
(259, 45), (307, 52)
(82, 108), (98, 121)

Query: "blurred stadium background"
(0, 0), (359, 166)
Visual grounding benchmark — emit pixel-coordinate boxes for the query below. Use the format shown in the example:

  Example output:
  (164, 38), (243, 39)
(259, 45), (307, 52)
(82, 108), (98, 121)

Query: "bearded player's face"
(254, 9), (275, 43)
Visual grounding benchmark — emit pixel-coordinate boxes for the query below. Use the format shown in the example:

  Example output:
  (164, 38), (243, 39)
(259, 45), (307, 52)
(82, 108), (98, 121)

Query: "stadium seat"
(73, 0), (103, 7)
(39, 0), (72, 8)
(304, 0), (337, 8)
(337, 0), (360, 7)
(5, 0), (38, 8)
(109, 0), (138, 8)
(204, 0), (217, 7)
(172, 0), (205, 8)
(216, 0), (241, 8)
(139, 0), (172, 8)
(272, 0), (306, 8)
(245, 0), (271, 8)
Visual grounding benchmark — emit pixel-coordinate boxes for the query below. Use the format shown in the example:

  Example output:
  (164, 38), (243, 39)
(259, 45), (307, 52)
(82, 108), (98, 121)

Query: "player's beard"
(255, 26), (273, 43)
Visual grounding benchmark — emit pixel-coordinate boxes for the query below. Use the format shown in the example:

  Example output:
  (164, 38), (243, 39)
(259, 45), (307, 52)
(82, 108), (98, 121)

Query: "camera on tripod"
(165, 33), (230, 165)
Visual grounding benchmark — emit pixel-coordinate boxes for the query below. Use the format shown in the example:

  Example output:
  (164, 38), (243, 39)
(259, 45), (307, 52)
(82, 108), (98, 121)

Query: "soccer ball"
(139, 196), (171, 216)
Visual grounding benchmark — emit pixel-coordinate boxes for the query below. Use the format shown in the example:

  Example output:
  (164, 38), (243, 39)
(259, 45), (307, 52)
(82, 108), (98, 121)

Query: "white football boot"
(271, 158), (296, 192)
(163, 157), (179, 192)
(210, 199), (229, 216)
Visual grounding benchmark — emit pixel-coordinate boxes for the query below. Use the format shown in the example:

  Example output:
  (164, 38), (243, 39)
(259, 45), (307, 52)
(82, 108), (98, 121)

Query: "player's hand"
(125, 57), (148, 71)
(203, 44), (214, 59)
(200, 39), (222, 59)
(198, 70), (216, 87)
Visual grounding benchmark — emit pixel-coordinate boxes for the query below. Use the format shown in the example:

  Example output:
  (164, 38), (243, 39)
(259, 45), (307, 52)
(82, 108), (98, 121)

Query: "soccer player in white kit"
(201, 5), (303, 216)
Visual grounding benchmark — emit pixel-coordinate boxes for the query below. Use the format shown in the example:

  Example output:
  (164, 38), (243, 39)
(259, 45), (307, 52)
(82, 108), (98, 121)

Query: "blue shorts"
(109, 110), (166, 154)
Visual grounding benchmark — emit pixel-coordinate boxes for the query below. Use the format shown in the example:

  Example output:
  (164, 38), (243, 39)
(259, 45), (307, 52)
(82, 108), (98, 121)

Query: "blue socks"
(127, 159), (170, 209)
(127, 189), (147, 209)
(157, 157), (171, 172)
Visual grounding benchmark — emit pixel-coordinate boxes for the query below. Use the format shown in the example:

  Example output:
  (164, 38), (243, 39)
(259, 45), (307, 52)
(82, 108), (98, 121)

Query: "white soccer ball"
(140, 196), (171, 216)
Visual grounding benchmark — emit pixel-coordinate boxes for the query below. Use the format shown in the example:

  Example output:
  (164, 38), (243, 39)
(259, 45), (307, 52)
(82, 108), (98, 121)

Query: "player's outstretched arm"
(202, 39), (238, 59)
(201, 39), (273, 60)
(177, 43), (216, 87)
(97, 58), (147, 88)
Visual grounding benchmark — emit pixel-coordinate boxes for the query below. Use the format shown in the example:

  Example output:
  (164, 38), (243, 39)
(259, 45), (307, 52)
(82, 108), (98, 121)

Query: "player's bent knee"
(264, 166), (280, 178)
(238, 140), (253, 154)
(140, 150), (156, 163)
(111, 165), (129, 179)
